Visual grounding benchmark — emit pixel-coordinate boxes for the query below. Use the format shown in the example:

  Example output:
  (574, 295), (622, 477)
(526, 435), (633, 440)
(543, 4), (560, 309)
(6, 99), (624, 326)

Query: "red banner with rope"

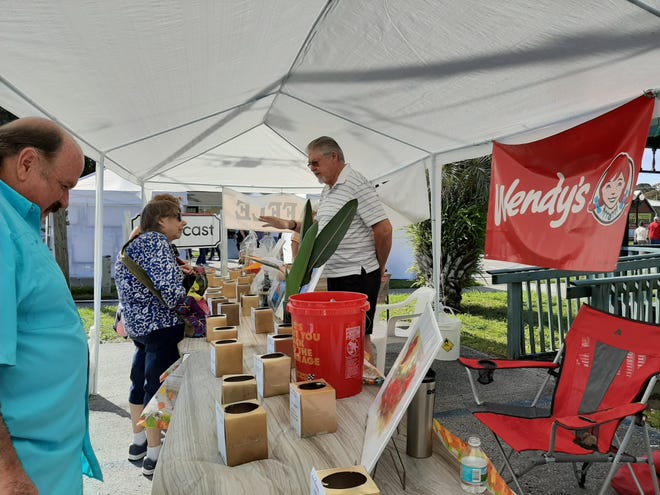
(485, 95), (655, 271)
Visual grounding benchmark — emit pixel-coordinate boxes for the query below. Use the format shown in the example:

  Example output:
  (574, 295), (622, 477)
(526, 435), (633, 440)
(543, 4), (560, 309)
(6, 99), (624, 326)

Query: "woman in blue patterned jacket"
(114, 199), (187, 476)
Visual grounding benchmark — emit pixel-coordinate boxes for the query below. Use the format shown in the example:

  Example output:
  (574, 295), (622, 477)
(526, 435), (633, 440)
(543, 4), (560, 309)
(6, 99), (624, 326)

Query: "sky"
(636, 148), (660, 186)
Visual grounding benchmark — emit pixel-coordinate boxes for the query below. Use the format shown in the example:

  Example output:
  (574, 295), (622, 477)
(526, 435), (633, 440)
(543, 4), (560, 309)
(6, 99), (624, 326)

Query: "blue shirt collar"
(0, 179), (42, 234)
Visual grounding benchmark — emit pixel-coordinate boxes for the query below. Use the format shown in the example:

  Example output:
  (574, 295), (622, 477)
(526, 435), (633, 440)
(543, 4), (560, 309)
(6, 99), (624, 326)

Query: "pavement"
(81, 262), (659, 494)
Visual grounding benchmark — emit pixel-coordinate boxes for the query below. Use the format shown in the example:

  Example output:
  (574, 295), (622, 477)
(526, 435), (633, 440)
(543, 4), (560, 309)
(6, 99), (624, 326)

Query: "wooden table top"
(152, 317), (466, 494)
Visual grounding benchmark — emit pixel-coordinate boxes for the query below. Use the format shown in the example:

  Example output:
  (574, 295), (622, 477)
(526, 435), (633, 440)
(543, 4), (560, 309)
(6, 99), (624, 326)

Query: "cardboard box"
(241, 294), (260, 316)
(310, 465), (380, 495)
(207, 297), (229, 316)
(208, 325), (238, 342)
(290, 379), (336, 437)
(216, 399), (268, 467)
(205, 287), (222, 297)
(228, 268), (243, 280)
(251, 306), (274, 334)
(237, 283), (251, 300)
(267, 334), (294, 368)
(207, 274), (222, 288)
(221, 374), (257, 404)
(275, 323), (293, 335)
(222, 281), (238, 300)
(237, 275), (251, 285)
(210, 339), (243, 377)
(254, 352), (291, 398)
(220, 302), (240, 326)
(205, 314), (228, 341)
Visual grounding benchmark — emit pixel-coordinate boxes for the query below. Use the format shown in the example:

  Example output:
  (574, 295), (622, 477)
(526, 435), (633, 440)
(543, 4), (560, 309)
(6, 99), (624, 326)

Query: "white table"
(152, 318), (468, 494)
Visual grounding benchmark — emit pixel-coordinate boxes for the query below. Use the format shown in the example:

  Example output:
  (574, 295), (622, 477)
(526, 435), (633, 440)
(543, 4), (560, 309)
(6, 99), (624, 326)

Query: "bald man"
(0, 117), (102, 494)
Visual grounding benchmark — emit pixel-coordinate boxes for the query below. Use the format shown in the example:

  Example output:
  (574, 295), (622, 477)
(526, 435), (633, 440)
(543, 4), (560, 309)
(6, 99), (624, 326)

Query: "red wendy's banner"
(485, 95), (655, 272)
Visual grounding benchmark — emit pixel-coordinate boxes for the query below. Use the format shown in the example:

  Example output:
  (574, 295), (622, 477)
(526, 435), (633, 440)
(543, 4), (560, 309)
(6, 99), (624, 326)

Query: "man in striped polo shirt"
(260, 136), (392, 360)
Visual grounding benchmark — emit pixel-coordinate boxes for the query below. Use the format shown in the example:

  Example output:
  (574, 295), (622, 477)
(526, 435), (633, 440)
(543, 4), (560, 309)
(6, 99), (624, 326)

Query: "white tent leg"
(428, 155), (442, 313)
(89, 155), (105, 395)
(221, 213), (228, 277)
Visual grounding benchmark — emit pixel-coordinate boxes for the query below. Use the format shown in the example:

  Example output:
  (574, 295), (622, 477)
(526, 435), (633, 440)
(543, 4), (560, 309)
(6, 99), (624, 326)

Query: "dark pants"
(327, 268), (381, 335)
(129, 323), (184, 406)
(652, 239), (660, 245)
(196, 248), (208, 265)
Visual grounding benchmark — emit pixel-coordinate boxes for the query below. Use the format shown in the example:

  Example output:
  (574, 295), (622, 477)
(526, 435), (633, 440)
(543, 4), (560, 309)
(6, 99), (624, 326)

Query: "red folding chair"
(459, 305), (660, 495)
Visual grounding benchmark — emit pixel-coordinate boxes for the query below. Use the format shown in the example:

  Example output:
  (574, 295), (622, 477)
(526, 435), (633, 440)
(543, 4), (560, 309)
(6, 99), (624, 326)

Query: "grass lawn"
(79, 305), (124, 342)
(385, 290), (509, 357)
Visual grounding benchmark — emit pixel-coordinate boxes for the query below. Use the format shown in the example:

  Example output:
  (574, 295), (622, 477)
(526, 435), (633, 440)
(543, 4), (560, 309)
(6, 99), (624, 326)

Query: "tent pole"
(221, 211), (229, 277)
(89, 155), (105, 395)
(428, 155), (442, 313)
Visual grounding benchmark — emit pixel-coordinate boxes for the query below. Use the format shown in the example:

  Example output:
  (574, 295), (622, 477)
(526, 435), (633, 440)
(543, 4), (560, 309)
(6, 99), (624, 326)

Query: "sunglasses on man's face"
(307, 151), (333, 169)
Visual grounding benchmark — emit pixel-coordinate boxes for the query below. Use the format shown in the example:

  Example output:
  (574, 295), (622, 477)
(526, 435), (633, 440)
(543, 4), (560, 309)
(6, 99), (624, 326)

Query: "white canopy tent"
(1, 0), (659, 392)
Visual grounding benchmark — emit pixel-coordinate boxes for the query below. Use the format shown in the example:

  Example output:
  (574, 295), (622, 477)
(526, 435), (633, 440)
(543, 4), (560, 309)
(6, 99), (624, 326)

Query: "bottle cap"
(468, 436), (481, 447)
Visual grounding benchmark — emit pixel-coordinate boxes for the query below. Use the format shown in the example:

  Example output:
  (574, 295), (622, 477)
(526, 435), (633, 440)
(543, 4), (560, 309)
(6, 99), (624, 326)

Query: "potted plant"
(281, 198), (357, 323)
(247, 198), (357, 323)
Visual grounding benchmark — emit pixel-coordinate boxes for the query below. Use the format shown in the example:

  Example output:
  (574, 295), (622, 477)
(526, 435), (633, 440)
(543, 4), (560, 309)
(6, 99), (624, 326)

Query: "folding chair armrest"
(554, 403), (647, 430)
(376, 299), (414, 312)
(458, 357), (560, 371)
(386, 313), (421, 337)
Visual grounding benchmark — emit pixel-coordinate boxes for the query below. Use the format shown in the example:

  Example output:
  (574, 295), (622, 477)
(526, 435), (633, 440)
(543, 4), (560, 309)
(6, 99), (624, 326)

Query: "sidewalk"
(84, 341), (154, 495)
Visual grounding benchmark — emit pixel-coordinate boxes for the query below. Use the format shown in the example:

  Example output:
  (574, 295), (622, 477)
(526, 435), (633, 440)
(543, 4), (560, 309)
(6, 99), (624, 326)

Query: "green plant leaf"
(307, 199), (357, 270)
(300, 199), (314, 241)
(285, 221), (319, 299)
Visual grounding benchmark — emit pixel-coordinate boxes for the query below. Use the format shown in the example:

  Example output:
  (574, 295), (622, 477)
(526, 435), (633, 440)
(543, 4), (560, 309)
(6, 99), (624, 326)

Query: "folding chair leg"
(570, 462), (591, 488)
(598, 416), (644, 495)
(492, 435), (525, 495)
(644, 423), (660, 495)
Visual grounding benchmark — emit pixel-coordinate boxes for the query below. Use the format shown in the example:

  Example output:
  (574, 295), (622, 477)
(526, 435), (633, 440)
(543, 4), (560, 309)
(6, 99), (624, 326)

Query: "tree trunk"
(52, 209), (70, 285)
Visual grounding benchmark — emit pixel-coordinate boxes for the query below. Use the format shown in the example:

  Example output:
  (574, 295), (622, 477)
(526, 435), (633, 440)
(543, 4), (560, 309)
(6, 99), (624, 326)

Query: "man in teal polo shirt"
(0, 117), (102, 494)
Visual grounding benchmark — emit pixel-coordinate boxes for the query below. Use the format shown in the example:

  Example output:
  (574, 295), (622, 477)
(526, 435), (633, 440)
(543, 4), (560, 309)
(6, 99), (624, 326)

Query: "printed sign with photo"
(361, 304), (442, 472)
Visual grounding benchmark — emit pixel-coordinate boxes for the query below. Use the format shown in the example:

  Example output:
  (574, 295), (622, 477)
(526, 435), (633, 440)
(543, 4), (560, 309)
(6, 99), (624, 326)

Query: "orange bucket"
(288, 291), (369, 399)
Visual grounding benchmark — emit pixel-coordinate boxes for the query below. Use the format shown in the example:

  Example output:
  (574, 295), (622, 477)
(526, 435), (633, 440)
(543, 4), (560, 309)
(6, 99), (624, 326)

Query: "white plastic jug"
(435, 306), (461, 361)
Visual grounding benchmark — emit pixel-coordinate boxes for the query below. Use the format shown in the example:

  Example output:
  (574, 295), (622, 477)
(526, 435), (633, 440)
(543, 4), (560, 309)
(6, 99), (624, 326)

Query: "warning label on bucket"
(344, 325), (362, 379)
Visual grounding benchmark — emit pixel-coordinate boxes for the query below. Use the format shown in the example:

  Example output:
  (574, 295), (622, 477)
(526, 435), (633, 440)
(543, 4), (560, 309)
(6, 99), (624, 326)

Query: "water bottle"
(460, 436), (488, 493)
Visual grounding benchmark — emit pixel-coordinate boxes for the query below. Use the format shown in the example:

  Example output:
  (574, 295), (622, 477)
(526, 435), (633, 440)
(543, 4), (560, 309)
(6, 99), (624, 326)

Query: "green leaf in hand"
(307, 199), (357, 270)
(285, 221), (319, 299)
(300, 199), (314, 240)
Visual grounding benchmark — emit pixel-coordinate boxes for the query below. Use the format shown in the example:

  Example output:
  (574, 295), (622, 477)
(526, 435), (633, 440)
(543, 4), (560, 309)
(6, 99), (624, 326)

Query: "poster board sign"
(131, 213), (221, 248)
(485, 95), (654, 272)
(222, 188), (306, 231)
(360, 304), (442, 472)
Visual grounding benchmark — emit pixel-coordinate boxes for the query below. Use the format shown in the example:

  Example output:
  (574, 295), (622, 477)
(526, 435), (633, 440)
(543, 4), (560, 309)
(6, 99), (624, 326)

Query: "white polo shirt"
(317, 164), (388, 277)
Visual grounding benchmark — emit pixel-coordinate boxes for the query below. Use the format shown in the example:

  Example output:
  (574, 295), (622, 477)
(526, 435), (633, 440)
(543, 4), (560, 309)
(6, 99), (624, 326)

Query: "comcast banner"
(485, 95), (655, 272)
(222, 188), (307, 232)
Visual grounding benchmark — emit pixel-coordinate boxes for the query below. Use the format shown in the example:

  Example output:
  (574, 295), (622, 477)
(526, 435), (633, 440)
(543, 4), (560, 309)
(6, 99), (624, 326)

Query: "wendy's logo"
(588, 152), (634, 226)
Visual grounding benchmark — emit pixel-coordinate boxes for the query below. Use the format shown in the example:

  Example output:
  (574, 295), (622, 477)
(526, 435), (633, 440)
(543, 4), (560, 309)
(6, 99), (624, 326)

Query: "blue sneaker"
(128, 442), (147, 461)
(142, 456), (157, 476)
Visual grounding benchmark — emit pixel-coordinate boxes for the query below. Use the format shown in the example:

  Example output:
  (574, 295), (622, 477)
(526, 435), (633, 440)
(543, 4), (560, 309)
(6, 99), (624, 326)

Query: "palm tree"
(407, 156), (491, 309)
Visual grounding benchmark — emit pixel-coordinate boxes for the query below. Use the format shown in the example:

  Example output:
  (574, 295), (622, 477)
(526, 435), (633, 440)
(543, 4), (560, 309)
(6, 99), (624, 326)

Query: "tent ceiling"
(1, 0), (659, 194)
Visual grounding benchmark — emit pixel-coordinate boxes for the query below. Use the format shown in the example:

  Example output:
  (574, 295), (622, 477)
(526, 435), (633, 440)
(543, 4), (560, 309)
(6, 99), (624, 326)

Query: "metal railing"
(489, 249), (660, 359)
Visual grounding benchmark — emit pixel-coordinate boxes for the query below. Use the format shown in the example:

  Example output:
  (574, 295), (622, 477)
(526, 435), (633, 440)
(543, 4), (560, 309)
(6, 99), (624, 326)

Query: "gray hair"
(307, 136), (344, 162)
